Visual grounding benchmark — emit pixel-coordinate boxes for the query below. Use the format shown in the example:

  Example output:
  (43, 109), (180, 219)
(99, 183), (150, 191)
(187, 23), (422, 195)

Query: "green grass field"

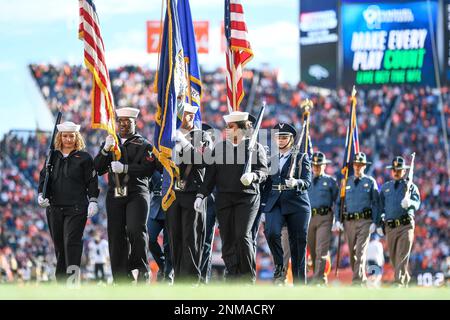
(0, 283), (449, 300)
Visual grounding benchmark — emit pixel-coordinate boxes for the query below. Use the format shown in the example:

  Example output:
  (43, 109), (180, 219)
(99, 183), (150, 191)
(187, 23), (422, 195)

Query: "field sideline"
(0, 283), (448, 300)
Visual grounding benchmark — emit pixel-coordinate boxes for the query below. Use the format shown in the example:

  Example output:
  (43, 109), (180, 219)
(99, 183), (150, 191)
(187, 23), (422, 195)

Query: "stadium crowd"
(0, 63), (448, 284)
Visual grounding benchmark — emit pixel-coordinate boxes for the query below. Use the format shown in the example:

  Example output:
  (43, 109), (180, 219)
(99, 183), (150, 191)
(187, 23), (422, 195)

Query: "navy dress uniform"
(380, 156), (420, 286)
(334, 152), (380, 284)
(196, 111), (268, 283)
(263, 123), (311, 285)
(199, 123), (217, 284)
(94, 107), (160, 282)
(147, 170), (173, 282)
(38, 121), (99, 282)
(307, 152), (338, 284)
(167, 104), (213, 283)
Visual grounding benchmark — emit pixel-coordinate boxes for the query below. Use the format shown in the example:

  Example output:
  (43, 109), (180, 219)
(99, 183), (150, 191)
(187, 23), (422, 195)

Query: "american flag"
(225, 0), (253, 112)
(78, 0), (120, 158)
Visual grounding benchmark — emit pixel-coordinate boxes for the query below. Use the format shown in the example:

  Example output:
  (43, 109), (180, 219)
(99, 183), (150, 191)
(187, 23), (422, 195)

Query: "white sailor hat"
(183, 103), (199, 114)
(223, 111), (249, 123)
(56, 121), (80, 132)
(116, 107), (140, 118)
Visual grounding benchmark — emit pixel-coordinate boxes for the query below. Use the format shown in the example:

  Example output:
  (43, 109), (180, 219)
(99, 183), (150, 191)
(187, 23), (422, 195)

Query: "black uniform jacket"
(94, 133), (161, 194)
(198, 139), (268, 197)
(38, 150), (99, 206)
(175, 129), (213, 193)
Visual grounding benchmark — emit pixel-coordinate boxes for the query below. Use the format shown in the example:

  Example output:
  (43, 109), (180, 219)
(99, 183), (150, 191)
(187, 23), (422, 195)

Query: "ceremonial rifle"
(242, 101), (266, 175)
(42, 111), (62, 199)
(402, 152), (416, 202)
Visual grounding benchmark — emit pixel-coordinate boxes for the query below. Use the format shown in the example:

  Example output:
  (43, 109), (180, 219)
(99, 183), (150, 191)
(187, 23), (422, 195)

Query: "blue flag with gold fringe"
(177, 0), (202, 128)
(154, 0), (186, 211)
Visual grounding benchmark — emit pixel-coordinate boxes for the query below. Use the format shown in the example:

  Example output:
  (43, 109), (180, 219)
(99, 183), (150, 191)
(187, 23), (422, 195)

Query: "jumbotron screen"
(446, 0), (450, 82)
(341, 0), (438, 87)
(299, 0), (338, 88)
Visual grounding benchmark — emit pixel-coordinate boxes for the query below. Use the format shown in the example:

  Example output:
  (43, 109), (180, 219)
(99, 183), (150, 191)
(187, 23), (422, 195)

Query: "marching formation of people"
(32, 99), (421, 288)
(0, 64), (447, 286)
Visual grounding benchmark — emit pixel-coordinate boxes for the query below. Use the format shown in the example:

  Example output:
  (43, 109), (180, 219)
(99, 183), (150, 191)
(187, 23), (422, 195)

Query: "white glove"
(285, 177), (299, 188)
(376, 227), (384, 236)
(260, 212), (266, 224)
(401, 198), (412, 209)
(38, 193), (50, 208)
(87, 201), (99, 218)
(111, 161), (125, 173)
(104, 135), (116, 152)
(332, 221), (344, 232)
(176, 130), (190, 145)
(369, 223), (376, 234)
(194, 196), (204, 212)
(240, 172), (256, 186)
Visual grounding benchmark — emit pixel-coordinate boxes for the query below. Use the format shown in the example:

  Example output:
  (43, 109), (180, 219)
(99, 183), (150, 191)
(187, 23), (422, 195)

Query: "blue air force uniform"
(263, 123), (311, 285)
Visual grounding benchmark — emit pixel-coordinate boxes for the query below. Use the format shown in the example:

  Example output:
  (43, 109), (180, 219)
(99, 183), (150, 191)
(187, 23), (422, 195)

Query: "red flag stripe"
(79, 0), (119, 158)
(230, 4), (243, 13)
(80, 7), (105, 49)
(230, 21), (247, 31)
(226, 0), (253, 111)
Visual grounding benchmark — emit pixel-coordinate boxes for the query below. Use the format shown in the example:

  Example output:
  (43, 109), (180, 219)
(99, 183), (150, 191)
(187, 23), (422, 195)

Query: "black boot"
(136, 270), (151, 284)
(273, 265), (286, 285)
(156, 269), (164, 282)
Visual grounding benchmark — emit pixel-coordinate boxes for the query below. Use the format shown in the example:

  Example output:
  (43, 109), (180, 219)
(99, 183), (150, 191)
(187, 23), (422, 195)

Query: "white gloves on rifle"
(104, 135), (116, 152)
(38, 193), (50, 208)
(369, 223), (376, 234)
(194, 195), (205, 212)
(376, 227), (384, 236)
(285, 177), (298, 188)
(285, 178), (306, 189)
(401, 198), (412, 209)
(111, 161), (125, 173)
(87, 201), (99, 218)
(332, 221), (344, 232)
(240, 172), (257, 186)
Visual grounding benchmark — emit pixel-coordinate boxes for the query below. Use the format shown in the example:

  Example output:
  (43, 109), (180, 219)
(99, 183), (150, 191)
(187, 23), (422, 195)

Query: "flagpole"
(346, 85), (357, 163)
(230, 50), (237, 112)
(153, 0), (166, 93)
(185, 60), (192, 105)
(304, 101), (312, 154)
(335, 85), (357, 276)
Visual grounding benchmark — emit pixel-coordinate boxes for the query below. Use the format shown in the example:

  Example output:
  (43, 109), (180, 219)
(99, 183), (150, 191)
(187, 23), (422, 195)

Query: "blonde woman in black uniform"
(38, 121), (99, 282)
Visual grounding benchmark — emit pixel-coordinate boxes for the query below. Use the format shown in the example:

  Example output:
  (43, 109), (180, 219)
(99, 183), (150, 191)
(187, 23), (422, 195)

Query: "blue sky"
(0, 0), (299, 134)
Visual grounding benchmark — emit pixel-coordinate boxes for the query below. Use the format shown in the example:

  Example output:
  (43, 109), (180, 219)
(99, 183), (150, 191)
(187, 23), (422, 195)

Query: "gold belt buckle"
(175, 179), (186, 191)
(395, 220), (401, 227)
(114, 186), (128, 198)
